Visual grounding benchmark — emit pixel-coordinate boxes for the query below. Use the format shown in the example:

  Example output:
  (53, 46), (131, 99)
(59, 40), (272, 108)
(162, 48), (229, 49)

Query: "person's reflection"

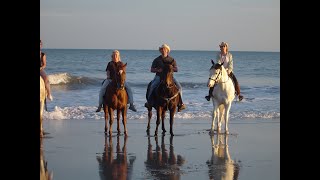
(206, 134), (240, 180)
(40, 138), (53, 180)
(145, 135), (186, 180)
(96, 135), (136, 180)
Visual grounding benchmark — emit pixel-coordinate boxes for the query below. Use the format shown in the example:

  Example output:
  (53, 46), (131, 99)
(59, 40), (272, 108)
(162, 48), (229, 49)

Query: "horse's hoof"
(154, 132), (158, 136)
(225, 131), (229, 135)
(162, 131), (166, 135)
(124, 131), (128, 136)
(170, 133), (174, 136)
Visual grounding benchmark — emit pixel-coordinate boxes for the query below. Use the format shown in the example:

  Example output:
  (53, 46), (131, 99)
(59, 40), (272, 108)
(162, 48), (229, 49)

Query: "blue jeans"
(98, 79), (134, 107)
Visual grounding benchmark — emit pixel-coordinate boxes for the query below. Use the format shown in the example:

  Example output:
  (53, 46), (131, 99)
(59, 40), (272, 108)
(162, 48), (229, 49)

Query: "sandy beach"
(41, 117), (280, 180)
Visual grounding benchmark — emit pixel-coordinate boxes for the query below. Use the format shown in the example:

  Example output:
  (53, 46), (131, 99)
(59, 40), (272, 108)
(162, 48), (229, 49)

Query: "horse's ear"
(211, 59), (215, 65)
(221, 62), (224, 66)
(123, 63), (127, 67)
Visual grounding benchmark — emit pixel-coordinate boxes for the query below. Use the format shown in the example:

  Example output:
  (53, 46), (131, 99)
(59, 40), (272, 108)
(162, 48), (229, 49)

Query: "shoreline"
(42, 118), (280, 180)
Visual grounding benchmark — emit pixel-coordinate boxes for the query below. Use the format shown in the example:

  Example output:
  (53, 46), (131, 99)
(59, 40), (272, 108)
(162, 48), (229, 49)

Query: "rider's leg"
(125, 82), (137, 112)
(40, 70), (53, 101)
(173, 77), (186, 112)
(145, 76), (160, 108)
(229, 72), (243, 101)
(96, 79), (110, 112)
(205, 87), (214, 101)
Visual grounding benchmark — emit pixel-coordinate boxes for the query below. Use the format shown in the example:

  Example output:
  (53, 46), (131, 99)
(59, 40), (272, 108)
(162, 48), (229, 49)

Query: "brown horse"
(96, 135), (136, 180)
(103, 63), (128, 136)
(145, 135), (186, 180)
(146, 63), (180, 136)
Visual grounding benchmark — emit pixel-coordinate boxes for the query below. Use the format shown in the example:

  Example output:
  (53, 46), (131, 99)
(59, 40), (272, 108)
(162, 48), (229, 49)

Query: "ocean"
(42, 49), (280, 121)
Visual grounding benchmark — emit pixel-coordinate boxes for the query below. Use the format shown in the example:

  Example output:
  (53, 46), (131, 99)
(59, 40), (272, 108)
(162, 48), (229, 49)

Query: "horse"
(40, 76), (47, 138)
(207, 60), (235, 134)
(96, 135), (136, 180)
(40, 138), (53, 180)
(146, 63), (180, 136)
(103, 62), (128, 136)
(145, 135), (186, 179)
(206, 134), (240, 180)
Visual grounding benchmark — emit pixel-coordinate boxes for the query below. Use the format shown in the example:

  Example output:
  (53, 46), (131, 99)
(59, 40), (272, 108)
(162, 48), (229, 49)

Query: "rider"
(40, 39), (53, 101)
(145, 44), (186, 112)
(205, 42), (244, 101)
(96, 50), (137, 112)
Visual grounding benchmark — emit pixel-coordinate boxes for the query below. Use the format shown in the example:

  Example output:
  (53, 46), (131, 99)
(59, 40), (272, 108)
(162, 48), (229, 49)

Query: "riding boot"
(235, 83), (243, 101)
(178, 93), (186, 112)
(205, 87), (214, 101)
(230, 72), (243, 101)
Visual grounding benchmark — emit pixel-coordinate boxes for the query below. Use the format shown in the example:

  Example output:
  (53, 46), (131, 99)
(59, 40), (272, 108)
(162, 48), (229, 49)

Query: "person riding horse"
(205, 42), (243, 102)
(96, 50), (137, 112)
(145, 44), (186, 112)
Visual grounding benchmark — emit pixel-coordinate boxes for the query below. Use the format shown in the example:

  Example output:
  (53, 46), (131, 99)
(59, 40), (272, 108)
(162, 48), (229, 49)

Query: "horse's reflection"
(145, 135), (186, 180)
(40, 138), (53, 180)
(96, 135), (136, 180)
(206, 134), (240, 180)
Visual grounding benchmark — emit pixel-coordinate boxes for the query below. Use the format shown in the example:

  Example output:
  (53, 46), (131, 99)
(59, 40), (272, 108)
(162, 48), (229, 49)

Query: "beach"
(41, 117), (280, 180)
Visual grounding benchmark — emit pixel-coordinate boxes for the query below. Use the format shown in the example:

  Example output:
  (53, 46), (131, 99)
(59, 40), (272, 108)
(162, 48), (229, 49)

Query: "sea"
(42, 49), (280, 122)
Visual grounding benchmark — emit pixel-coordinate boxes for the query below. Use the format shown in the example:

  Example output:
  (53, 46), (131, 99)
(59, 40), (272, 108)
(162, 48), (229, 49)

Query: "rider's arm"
(40, 54), (46, 71)
(151, 67), (161, 73)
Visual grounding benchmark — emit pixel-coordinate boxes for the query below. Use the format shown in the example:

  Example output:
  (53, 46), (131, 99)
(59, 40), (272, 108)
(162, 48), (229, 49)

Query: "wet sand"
(41, 118), (280, 180)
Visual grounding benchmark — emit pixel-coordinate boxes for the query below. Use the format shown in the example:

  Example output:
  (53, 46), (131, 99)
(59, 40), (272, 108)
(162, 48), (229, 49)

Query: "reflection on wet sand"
(96, 135), (136, 180)
(40, 138), (53, 180)
(145, 135), (186, 180)
(206, 134), (240, 180)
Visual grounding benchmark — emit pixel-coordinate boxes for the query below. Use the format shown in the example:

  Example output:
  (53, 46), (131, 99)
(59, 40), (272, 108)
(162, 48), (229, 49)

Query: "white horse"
(40, 76), (46, 138)
(207, 134), (240, 180)
(207, 60), (235, 134)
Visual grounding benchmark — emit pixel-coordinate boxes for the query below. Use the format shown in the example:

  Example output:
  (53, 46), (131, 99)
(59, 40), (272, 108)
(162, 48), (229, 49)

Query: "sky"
(40, 0), (280, 52)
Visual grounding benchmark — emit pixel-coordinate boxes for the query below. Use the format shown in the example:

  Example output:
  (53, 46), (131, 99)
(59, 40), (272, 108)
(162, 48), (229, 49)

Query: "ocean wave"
(43, 105), (280, 121)
(48, 72), (101, 86)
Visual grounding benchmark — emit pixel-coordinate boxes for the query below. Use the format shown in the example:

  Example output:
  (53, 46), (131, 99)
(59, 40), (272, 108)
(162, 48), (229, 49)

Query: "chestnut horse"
(103, 63), (128, 136)
(96, 135), (136, 180)
(146, 63), (180, 136)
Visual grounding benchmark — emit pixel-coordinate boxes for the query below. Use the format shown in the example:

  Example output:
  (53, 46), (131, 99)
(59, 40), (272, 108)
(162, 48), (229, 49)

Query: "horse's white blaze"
(207, 64), (235, 134)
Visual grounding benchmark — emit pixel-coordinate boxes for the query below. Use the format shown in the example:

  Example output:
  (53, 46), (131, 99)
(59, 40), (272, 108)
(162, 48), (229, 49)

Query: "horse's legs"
(211, 105), (218, 134)
(117, 109), (121, 135)
(155, 108), (162, 136)
(169, 109), (176, 136)
(122, 108), (128, 135)
(146, 108), (152, 135)
(161, 110), (166, 134)
(224, 104), (232, 134)
(104, 105), (109, 134)
(40, 101), (45, 138)
(218, 105), (224, 133)
(108, 108), (114, 136)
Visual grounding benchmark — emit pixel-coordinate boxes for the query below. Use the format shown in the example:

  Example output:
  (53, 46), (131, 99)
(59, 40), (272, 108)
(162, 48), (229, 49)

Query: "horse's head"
(114, 62), (127, 89)
(207, 60), (225, 87)
(160, 62), (175, 88)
